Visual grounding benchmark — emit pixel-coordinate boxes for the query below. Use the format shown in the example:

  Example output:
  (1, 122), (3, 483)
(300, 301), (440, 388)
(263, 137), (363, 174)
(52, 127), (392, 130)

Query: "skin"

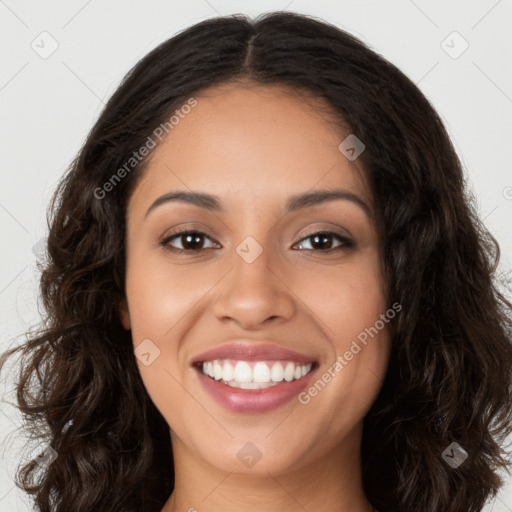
(119, 81), (390, 512)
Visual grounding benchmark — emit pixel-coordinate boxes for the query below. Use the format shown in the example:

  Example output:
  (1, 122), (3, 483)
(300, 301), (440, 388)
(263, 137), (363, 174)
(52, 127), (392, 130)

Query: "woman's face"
(121, 82), (392, 477)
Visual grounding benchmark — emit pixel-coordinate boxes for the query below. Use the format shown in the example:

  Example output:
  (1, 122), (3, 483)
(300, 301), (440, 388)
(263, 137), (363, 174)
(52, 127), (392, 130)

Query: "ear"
(118, 298), (131, 330)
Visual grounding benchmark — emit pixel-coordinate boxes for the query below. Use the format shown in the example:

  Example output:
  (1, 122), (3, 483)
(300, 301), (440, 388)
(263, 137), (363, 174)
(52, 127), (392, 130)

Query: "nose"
(211, 240), (296, 330)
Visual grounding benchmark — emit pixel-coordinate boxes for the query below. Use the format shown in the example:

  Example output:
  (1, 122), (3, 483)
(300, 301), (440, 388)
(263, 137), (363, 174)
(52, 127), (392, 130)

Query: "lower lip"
(195, 366), (317, 413)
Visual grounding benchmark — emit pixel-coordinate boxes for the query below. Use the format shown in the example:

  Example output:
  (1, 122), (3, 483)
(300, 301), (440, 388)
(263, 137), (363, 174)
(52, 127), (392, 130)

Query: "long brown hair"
(1, 11), (511, 512)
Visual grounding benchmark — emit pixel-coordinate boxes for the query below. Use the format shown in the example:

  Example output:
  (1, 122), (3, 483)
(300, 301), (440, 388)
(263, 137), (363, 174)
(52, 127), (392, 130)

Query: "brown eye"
(160, 230), (218, 253)
(293, 232), (355, 252)
(160, 229), (355, 254)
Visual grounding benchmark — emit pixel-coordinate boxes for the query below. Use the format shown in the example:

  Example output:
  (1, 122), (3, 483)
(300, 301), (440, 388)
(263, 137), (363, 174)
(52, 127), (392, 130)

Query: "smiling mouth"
(194, 359), (317, 390)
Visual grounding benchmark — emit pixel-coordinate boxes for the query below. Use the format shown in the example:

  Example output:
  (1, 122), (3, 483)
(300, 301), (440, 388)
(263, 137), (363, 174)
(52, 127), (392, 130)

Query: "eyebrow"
(144, 189), (372, 219)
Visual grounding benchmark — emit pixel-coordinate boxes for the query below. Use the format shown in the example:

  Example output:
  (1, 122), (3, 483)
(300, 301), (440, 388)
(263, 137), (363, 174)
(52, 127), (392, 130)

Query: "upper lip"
(191, 342), (317, 365)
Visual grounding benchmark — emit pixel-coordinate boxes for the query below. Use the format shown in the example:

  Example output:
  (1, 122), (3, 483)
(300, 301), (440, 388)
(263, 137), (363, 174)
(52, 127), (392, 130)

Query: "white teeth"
(199, 359), (313, 387)
(270, 362), (284, 382)
(253, 362), (271, 383)
(227, 381), (280, 390)
(222, 362), (235, 381)
(284, 362), (295, 382)
(234, 361), (252, 383)
(213, 361), (223, 380)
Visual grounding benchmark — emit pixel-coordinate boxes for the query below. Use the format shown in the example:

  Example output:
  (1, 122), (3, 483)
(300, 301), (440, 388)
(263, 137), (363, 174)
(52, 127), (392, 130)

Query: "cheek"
(125, 260), (198, 422)
(298, 254), (387, 343)
(296, 254), (390, 419)
(125, 254), (206, 340)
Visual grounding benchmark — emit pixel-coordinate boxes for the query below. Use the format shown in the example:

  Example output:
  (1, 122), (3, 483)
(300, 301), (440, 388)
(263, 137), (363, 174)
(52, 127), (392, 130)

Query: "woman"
(1, 11), (511, 512)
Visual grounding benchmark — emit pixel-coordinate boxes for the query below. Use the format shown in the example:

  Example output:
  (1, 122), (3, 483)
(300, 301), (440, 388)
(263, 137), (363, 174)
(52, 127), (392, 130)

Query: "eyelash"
(159, 229), (355, 254)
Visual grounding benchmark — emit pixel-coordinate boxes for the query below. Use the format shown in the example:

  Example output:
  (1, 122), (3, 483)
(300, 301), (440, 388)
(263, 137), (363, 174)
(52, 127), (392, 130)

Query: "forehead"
(128, 82), (371, 214)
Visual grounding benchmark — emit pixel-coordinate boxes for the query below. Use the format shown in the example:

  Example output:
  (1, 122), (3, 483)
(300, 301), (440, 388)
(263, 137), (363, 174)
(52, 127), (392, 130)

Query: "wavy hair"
(1, 11), (511, 512)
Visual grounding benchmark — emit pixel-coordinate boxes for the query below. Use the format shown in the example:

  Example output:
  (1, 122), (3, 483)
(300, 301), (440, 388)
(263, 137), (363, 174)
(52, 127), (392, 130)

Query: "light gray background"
(1, 1), (511, 510)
